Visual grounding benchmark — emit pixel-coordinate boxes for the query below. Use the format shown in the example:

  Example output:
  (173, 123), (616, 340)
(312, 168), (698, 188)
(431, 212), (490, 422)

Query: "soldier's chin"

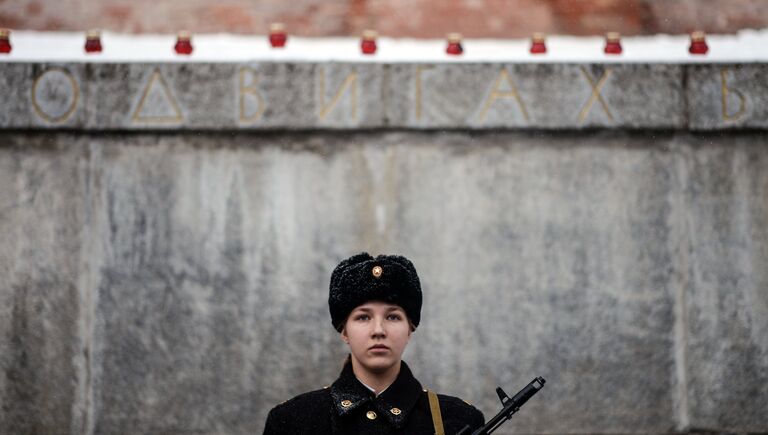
(362, 356), (398, 373)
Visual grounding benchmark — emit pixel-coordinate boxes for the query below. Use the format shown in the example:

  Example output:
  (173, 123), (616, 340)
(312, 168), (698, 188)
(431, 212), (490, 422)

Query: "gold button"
(390, 407), (401, 415)
(341, 400), (352, 408)
(372, 265), (383, 278)
(366, 410), (377, 420)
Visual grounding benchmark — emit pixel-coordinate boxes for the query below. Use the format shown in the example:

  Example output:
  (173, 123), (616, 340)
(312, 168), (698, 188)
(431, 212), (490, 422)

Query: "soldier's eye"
(355, 314), (370, 321)
(387, 314), (402, 321)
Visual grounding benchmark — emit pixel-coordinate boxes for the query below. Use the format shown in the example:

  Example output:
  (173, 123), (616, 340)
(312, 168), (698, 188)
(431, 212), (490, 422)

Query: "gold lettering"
(31, 67), (79, 123)
(415, 65), (434, 120)
(578, 67), (614, 123)
(477, 69), (529, 122)
(131, 68), (183, 124)
(721, 68), (746, 121)
(239, 67), (265, 122)
(318, 67), (357, 120)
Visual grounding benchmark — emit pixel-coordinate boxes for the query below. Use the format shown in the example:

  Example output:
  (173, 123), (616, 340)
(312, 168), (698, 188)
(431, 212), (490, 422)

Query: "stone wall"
(1, 57), (767, 434)
(1, 62), (765, 130)
(1, 130), (767, 434)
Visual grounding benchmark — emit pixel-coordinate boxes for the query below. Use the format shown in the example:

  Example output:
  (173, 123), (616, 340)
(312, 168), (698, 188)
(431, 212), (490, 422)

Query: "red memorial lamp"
(174, 31), (193, 55)
(269, 23), (287, 48)
(604, 32), (622, 55)
(85, 29), (103, 53)
(361, 30), (377, 55)
(689, 30), (709, 55)
(0, 29), (11, 54)
(446, 33), (463, 55)
(530, 32), (546, 54)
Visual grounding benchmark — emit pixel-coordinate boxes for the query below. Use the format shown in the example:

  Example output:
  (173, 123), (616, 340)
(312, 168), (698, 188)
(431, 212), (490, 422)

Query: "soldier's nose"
(372, 319), (386, 336)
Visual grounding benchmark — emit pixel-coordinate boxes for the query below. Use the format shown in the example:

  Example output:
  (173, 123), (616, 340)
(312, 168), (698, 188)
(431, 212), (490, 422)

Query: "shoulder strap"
(427, 389), (446, 435)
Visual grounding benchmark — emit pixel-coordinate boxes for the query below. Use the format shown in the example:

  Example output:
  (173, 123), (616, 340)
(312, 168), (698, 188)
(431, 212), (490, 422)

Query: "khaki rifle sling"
(427, 390), (446, 435)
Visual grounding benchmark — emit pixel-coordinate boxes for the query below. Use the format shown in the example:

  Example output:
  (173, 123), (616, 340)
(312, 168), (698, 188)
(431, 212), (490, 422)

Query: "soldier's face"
(341, 301), (412, 374)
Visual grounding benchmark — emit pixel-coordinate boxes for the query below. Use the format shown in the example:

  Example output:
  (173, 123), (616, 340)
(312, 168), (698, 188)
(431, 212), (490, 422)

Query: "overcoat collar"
(330, 359), (423, 428)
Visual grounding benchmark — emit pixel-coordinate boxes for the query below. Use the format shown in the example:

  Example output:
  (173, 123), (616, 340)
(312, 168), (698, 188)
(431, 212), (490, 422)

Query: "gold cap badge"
(372, 265), (383, 278)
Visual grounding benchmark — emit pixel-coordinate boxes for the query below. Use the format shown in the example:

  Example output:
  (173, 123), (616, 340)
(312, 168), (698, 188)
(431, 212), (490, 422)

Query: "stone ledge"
(0, 62), (764, 130)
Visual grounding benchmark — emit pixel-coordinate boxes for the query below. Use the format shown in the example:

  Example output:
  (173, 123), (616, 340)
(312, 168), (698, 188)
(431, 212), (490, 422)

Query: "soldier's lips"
(369, 345), (390, 352)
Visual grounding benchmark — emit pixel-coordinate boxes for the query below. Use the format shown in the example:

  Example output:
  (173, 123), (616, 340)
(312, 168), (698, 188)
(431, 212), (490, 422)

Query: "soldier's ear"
(340, 327), (349, 343)
(405, 315), (416, 336)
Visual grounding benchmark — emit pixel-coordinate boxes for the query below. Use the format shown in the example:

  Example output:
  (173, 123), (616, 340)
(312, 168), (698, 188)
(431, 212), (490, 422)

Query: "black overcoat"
(263, 360), (485, 435)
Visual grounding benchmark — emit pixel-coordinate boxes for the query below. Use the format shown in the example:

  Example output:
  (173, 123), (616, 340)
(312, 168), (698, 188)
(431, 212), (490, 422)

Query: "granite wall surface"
(1, 129), (766, 435)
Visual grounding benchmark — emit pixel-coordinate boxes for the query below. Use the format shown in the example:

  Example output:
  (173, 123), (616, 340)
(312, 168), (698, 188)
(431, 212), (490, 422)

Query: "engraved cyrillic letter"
(318, 67), (357, 120)
(477, 69), (530, 122)
(239, 67), (265, 122)
(131, 68), (183, 124)
(415, 65), (434, 120)
(720, 68), (746, 121)
(578, 67), (614, 122)
(31, 67), (79, 123)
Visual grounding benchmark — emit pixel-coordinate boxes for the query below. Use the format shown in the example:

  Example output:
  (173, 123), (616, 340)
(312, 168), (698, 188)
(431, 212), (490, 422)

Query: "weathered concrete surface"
(87, 63), (241, 129)
(2, 62), (765, 130)
(1, 131), (767, 434)
(678, 137), (768, 432)
(387, 63), (685, 129)
(687, 64), (768, 130)
(385, 134), (680, 433)
(0, 137), (90, 434)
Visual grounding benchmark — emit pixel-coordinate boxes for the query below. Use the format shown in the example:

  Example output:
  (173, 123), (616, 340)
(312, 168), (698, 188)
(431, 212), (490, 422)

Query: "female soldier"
(263, 252), (485, 434)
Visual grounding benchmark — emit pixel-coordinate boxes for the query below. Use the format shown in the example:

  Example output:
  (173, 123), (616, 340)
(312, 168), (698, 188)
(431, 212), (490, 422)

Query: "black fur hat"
(329, 252), (422, 331)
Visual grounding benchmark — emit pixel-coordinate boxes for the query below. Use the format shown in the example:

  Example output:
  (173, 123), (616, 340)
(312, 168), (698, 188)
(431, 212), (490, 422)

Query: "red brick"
(25, 2), (43, 16)
(0, 0), (766, 36)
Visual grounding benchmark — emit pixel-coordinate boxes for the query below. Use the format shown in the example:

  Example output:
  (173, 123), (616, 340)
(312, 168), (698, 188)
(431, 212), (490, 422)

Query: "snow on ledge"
(1, 29), (767, 63)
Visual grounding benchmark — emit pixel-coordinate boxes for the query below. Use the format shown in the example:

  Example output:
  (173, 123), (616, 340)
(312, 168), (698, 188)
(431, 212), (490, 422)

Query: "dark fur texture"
(329, 253), (422, 331)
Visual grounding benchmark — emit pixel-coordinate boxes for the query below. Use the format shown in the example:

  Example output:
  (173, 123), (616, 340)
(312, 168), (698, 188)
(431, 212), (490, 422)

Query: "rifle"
(456, 376), (546, 435)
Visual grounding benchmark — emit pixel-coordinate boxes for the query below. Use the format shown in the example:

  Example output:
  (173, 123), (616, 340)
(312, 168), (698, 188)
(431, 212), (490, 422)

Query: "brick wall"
(1, 0), (767, 37)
